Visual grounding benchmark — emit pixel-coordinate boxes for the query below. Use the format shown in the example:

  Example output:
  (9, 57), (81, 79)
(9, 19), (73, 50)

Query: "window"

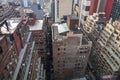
(58, 48), (60, 51)
(57, 0), (59, 18)
(10, 35), (14, 41)
(58, 53), (60, 55)
(0, 46), (3, 54)
(85, 6), (90, 11)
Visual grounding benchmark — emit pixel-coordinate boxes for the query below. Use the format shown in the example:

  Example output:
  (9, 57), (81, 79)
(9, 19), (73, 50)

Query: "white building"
(54, 0), (73, 22)
(79, 0), (91, 25)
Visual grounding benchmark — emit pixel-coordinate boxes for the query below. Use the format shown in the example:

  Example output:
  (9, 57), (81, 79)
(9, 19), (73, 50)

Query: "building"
(52, 23), (92, 80)
(104, 0), (114, 20)
(72, 77), (87, 80)
(0, 3), (46, 79)
(83, 12), (106, 33)
(110, 0), (120, 21)
(79, 0), (91, 25)
(82, 12), (107, 80)
(0, 17), (29, 79)
(89, 0), (114, 20)
(25, 9), (36, 25)
(91, 20), (120, 80)
(29, 20), (47, 69)
(51, 0), (55, 22)
(0, 18), (46, 80)
(67, 14), (79, 30)
(0, 3), (16, 22)
(0, 35), (18, 80)
(52, 0), (73, 22)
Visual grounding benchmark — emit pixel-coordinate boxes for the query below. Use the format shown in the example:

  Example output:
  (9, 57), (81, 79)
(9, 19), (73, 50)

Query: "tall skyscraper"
(110, 0), (120, 21)
(52, 23), (92, 80)
(79, 0), (91, 25)
(89, 0), (114, 20)
(52, 0), (73, 22)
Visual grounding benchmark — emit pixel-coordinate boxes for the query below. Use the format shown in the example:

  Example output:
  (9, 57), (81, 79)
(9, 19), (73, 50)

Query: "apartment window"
(85, 6), (90, 11)
(58, 53), (60, 55)
(0, 46), (3, 54)
(58, 48), (60, 51)
(64, 48), (66, 51)
(84, 16), (87, 21)
(10, 35), (14, 42)
(57, 0), (59, 18)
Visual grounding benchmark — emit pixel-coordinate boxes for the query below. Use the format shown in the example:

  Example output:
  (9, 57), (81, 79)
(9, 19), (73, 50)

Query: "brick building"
(67, 15), (79, 30)
(0, 17), (29, 79)
(29, 20), (47, 69)
(0, 14), (46, 80)
(52, 23), (92, 80)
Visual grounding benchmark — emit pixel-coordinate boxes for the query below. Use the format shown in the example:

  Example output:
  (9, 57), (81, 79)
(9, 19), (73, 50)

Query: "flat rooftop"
(0, 18), (21, 34)
(29, 20), (43, 31)
(52, 23), (69, 34)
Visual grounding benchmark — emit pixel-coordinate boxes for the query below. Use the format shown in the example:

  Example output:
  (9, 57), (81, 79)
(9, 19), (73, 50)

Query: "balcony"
(106, 47), (120, 65)
(101, 52), (118, 72)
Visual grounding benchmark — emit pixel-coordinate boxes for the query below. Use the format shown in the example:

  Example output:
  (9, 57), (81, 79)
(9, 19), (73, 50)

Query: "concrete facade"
(52, 23), (92, 80)
(91, 21), (120, 80)
(79, 0), (91, 25)
(83, 12), (106, 33)
(67, 15), (79, 30)
(54, 0), (73, 22)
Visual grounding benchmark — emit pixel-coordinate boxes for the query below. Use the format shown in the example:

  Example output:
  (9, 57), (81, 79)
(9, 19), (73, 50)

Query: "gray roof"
(25, 3), (44, 20)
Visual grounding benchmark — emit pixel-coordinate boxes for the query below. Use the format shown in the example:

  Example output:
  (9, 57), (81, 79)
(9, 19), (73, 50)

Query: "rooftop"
(29, 20), (43, 31)
(52, 23), (69, 34)
(24, 9), (34, 13)
(0, 18), (21, 34)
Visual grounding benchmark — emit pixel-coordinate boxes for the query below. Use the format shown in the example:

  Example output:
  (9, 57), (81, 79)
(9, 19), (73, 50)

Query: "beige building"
(52, 23), (92, 80)
(91, 21), (120, 80)
(83, 12), (106, 33)
(79, 0), (91, 25)
(54, 0), (73, 22)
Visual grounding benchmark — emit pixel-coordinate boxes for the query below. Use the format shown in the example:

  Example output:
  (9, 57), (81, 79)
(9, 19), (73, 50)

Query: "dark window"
(0, 46), (3, 54)
(10, 35), (14, 41)
(84, 16), (87, 21)
(85, 6), (90, 11)
(58, 48), (60, 51)
(38, 4), (41, 10)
